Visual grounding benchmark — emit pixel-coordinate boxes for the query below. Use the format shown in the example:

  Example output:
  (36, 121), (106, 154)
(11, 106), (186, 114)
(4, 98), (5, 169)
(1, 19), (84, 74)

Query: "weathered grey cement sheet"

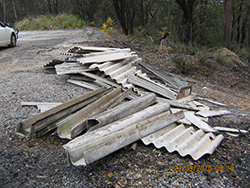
(89, 57), (141, 89)
(57, 87), (131, 139)
(67, 79), (101, 90)
(196, 110), (231, 118)
(55, 62), (90, 75)
(184, 111), (216, 132)
(139, 62), (188, 89)
(77, 51), (138, 65)
(63, 110), (183, 166)
(87, 93), (157, 131)
(142, 124), (224, 160)
(128, 74), (177, 100)
(16, 87), (107, 137)
(62, 102), (171, 165)
(21, 102), (63, 113)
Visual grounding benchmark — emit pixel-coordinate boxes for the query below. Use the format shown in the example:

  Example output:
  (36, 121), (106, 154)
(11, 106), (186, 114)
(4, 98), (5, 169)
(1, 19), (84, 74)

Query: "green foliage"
(193, 2), (223, 47)
(45, 14), (52, 20)
(97, 0), (116, 25)
(232, 45), (250, 63)
(131, 28), (159, 50)
(4, 0), (249, 62)
(157, 1), (182, 41)
(173, 57), (197, 74)
(170, 43), (199, 55)
(136, 37), (158, 50)
(198, 52), (218, 76)
(16, 14), (86, 31)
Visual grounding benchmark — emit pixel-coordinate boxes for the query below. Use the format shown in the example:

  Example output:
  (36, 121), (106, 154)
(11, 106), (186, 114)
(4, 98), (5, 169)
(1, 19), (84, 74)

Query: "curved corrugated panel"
(89, 57), (142, 89)
(77, 51), (138, 65)
(141, 123), (224, 160)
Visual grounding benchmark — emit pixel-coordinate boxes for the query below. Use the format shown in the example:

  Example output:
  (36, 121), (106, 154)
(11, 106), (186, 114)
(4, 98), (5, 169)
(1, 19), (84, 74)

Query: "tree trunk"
(81, 0), (85, 19)
(12, 0), (17, 20)
(240, 20), (246, 47)
(248, 3), (250, 61)
(135, 0), (155, 29)
(112, 0), (135, 35)
(176, 0), (196, 45)
(53, 0), (59, 15)
(0, 0), (6, 23)
(223, 0), (233, 49)
(236, 1), (242, 43)
(47, 0), (52, 14)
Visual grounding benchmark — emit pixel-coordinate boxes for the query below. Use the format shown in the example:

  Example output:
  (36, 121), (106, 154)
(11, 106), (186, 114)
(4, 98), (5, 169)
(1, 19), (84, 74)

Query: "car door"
(0, 23), (10, 46)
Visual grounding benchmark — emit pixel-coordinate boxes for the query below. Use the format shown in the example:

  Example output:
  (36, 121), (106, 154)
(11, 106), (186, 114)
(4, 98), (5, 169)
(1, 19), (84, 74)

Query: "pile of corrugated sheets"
(16, 46), (248, 166)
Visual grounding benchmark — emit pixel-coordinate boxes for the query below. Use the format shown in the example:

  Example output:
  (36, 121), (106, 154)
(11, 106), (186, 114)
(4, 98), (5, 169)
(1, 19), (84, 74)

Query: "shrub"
(170, 43), (199, 55)
(46, 14), (53, 20)
(16, 14), (86, 31)
(173, 57), (197, 74)
(100, 17), (115, 36)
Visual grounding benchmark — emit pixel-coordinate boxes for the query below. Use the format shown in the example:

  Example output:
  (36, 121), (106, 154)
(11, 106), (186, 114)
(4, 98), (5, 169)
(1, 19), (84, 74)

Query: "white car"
(0, 21), (18, 47)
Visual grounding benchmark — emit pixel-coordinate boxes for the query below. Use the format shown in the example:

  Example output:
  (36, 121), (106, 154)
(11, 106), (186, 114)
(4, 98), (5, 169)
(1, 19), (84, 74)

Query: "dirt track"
(0, 27), (249, 187)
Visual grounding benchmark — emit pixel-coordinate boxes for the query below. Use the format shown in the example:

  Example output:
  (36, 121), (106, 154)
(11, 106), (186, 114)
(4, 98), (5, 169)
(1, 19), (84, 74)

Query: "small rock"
(108, 172), (114, 178)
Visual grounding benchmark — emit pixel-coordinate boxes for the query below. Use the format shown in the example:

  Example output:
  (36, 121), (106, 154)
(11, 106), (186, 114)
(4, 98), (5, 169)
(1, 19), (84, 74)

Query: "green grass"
(16, 13), (86, 31)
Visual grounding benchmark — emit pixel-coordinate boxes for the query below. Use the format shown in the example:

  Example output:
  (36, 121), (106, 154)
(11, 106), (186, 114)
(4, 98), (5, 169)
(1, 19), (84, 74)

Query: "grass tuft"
(173, 57), (197, 74)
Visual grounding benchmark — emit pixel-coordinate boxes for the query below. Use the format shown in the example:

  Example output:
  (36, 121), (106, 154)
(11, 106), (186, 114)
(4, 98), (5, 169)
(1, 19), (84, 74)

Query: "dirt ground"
(0, 27), (249, 187)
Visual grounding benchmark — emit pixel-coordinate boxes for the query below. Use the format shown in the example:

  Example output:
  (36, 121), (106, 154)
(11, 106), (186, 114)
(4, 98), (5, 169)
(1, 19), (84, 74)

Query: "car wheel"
(9, 34), (16, 47)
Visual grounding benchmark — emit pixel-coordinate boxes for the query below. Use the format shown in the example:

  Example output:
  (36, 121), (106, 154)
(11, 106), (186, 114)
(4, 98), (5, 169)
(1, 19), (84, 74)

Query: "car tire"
(9, 34), (16, 47)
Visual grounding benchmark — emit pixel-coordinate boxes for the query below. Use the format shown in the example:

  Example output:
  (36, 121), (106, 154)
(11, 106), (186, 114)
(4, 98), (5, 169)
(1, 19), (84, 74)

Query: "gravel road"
(0, 27), (249, 188)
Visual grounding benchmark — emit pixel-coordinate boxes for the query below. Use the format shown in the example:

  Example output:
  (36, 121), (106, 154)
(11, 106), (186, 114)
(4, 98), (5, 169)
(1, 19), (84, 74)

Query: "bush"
(100, 17), (115, 36)
(199, 58), (218, 76)
(173, 57), (197, 74)
(16, 14), (86, 31)
(170, 42), (199, 55)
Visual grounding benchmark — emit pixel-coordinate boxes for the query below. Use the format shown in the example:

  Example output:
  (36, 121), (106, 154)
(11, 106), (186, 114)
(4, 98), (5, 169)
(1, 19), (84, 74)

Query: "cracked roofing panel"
(141, 123), (224, 160)
(89, 57), (141, 89)
(77, 51), (138, 65)
(63, 109), (183, 166)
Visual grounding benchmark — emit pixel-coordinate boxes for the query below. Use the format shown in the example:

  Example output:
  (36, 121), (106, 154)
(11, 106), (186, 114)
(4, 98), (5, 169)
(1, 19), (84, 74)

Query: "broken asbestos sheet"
(16, 45), (245, 166)
(16, 87), (114, 137)
(21, 102), (62, 113)
(142, 123), (224, 160)
(63, 108), (183, 166)
(86, 93), (157, 131)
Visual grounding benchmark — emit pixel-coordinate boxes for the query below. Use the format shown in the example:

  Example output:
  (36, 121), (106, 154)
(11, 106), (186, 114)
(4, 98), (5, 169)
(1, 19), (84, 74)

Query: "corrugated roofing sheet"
(89, 57), (141, 89)
(77, 51), (138, 65)
(88, 57), (179, 100)
(68, 46), (124, 53)
(142, 123), (224, 160)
